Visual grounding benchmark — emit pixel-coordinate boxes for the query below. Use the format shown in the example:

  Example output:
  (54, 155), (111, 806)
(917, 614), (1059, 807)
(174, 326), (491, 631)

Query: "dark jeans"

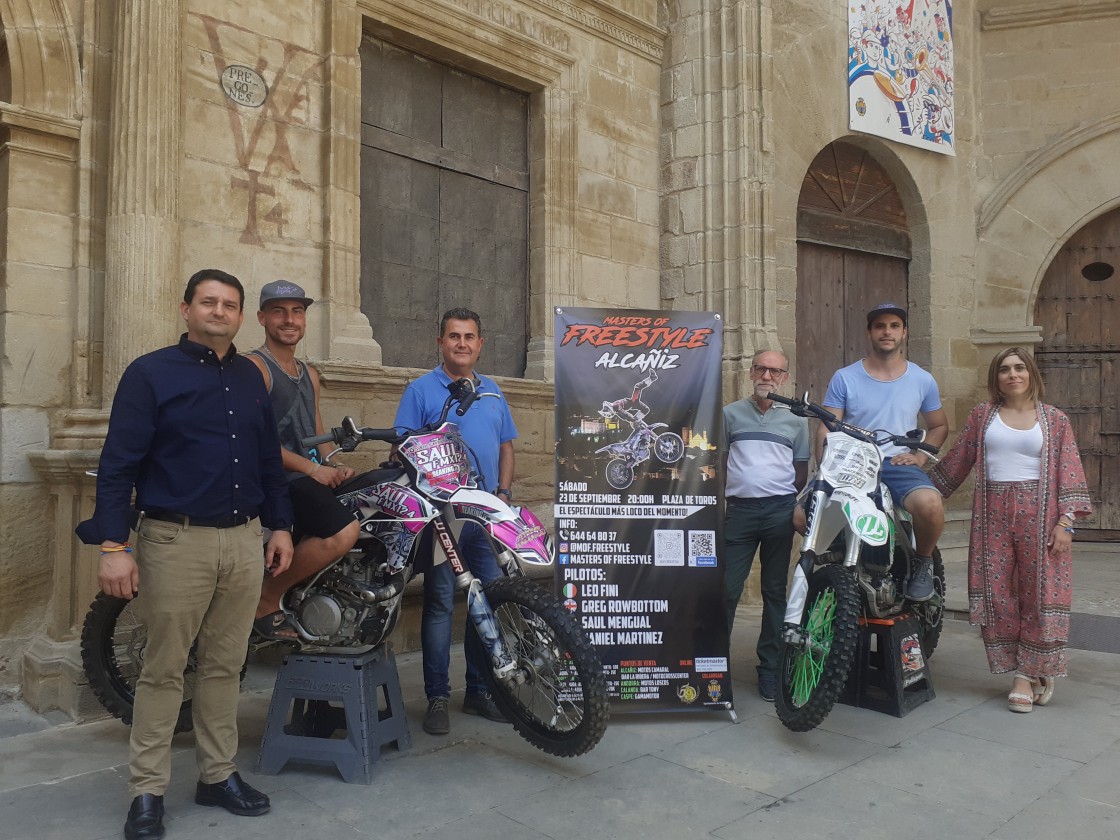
(422, 522), (502, 699)
(723, 494), (797, 677)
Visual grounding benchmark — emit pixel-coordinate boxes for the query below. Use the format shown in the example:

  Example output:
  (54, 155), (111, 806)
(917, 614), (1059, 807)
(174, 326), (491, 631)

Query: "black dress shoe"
(124, 793), (165, 840)
(194, 771), (270, 816)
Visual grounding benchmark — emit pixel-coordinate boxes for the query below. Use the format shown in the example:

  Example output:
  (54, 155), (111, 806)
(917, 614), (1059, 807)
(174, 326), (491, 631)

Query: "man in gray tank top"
(246, 281), (361, 637)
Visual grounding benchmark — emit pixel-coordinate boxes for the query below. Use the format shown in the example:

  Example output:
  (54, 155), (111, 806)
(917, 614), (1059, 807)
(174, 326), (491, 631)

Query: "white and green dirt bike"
(766, 392), (945, 732)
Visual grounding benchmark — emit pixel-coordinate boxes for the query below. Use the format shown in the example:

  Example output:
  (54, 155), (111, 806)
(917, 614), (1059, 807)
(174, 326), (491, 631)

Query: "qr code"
(688, 530), (717, 567)
(654, 529), (684, 566)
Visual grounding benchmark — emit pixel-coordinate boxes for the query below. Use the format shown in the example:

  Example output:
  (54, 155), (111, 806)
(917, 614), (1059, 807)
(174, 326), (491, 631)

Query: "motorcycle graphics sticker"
(399, 427), (474, 497)
(555, 308), (731, 712)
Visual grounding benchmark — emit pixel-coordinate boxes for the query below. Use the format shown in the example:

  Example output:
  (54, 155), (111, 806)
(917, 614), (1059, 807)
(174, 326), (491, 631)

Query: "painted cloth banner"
(848, 0), (955, 155)
(553, 308), (731, 712)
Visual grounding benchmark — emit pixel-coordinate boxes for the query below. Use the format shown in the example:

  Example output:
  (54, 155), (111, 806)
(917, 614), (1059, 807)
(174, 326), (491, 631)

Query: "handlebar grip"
(766, 392), (795, 406)
(360, 428), (401, 442)
(916, 441), (940, 455)
(300, 431), (338, 448)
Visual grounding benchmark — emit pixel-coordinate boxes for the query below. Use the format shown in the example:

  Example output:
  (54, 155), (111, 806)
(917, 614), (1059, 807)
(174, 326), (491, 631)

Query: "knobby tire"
(467, 577), (610, 757)
(775, 563), (860, 732)
(81, 592), (196, 733)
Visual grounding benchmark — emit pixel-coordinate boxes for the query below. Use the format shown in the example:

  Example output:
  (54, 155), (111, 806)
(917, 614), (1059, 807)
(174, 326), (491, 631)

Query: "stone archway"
(975, 117), (1120, 538)
(795, 140), (912, 400)
(0, 0), (81, 119)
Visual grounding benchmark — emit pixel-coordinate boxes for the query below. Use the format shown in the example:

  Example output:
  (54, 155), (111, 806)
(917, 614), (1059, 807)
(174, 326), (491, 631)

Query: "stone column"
(102, 0), (181, 394)
(321, 0), (381, 364)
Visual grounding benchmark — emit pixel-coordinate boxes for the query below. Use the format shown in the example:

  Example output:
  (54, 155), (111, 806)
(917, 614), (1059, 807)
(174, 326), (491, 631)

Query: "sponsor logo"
(676, 684), (698, 704)
(515, 524), (547, 548)
(694, 657), (728, 671)
(689, 555), (717, 567)
(706, 679), (722, 702)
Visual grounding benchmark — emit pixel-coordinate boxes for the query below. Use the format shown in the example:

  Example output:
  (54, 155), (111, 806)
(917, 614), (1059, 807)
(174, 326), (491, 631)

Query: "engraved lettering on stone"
(220, 64), (268, 107)
(442, 0), (572, 52)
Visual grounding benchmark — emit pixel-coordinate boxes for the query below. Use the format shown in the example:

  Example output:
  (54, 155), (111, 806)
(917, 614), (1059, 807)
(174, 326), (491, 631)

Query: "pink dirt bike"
(82, 378), (609, 757)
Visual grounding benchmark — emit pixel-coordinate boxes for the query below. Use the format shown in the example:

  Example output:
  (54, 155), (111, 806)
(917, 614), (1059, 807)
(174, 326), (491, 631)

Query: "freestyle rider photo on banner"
(553, 307), (731, 712)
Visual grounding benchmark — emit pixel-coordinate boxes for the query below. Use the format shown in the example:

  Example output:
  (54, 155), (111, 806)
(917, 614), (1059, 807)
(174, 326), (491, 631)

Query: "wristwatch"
(496, 488), (513, 501)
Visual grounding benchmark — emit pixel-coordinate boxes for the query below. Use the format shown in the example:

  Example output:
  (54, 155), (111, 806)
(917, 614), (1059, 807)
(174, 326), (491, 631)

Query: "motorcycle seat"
(334, 466), (406, 496)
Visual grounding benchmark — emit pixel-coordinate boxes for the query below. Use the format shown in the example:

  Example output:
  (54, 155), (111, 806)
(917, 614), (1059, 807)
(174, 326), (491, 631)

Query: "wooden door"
(1035, 207), (1120, 535)
(359, 36), (529, 376)
(795, 142), (911, 403)
(795, 243), (908, 401)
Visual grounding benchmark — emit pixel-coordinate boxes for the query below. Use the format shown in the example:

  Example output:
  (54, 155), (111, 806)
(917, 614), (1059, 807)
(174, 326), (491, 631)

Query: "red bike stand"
(256, 643), (411, 783)
(838, 614), (935, 717)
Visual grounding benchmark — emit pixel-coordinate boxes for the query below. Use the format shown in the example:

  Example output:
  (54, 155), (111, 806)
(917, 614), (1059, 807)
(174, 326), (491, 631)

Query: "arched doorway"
(1035, 207), (1120, 537)
(795, 141), (911, 400)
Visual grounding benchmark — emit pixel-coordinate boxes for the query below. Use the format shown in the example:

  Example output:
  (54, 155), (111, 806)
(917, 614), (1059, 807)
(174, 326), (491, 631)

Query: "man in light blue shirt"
(394, 308), (517, 735)
(820, 303), (948, 600)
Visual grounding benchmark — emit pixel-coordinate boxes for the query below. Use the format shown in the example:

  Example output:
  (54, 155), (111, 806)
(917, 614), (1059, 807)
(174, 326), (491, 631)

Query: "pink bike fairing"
(397, 425), (475, 499)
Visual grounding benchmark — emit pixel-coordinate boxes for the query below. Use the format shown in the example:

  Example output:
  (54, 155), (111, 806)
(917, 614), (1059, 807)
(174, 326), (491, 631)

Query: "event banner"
(553, 307), (731, 712)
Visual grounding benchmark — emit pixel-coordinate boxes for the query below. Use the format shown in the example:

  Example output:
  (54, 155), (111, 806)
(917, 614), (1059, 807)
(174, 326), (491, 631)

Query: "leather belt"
(134, 510), (255, 530)
(727, 493), (797, 505)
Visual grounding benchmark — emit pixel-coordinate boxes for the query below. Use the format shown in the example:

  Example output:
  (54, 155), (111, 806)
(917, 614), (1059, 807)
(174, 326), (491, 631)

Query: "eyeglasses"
(751, 365), (787, 378)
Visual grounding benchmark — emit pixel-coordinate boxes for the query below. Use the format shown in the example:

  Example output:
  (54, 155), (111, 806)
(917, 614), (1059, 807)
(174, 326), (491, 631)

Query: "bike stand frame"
(838, 614), (935, 717)
(256, 643), (412, 783)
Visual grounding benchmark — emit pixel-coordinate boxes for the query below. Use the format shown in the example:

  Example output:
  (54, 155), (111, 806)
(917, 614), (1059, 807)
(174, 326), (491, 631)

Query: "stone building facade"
(1, 0), (1118, 715)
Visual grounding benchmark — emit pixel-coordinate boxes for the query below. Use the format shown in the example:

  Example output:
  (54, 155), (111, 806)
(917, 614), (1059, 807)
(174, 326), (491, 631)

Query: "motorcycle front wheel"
(604, 459), (634, 490)
(775, 563), (860, 732)
(466, 577), (610, 757)
(653, 432), (685, 464)
(81, 593), (196, 733)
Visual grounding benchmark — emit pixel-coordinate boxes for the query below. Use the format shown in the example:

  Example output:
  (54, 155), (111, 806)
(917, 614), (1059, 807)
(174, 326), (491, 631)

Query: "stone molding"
(532, 0), (664, 58)
(980, 0), (1120, 30)
(316, 361), (554, 403)
(969, 326), (1044, 346)
(0, 0), (82, 119)
(0, 103), (81, 145)
(978, 112), (1120, 233)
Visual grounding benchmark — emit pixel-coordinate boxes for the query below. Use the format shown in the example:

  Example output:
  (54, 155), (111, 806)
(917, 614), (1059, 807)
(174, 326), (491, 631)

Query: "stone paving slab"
(1, 542), (1118, 840)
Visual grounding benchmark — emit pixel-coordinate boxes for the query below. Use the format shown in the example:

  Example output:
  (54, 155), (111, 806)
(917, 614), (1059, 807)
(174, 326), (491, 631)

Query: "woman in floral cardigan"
(930, 348), (1092, 713)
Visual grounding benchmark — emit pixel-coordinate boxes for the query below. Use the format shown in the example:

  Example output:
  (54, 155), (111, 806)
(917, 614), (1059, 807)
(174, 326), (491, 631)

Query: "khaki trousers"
(129, 516), (262, 796)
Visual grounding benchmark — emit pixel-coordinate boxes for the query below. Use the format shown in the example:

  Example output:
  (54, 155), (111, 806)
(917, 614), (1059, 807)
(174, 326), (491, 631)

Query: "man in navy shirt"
(78, 269), (294, 840)
(394, 307), (517, 736)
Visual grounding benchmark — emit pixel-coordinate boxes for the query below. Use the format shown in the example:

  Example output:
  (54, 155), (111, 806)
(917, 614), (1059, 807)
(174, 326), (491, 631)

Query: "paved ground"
(1, 541), (1117, 840)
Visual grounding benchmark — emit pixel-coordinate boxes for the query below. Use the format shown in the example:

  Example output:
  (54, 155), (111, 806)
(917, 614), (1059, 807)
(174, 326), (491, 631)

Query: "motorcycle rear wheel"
(466, 577), (610, 757)
(81, 593), (196, 733)
(775, 563), (860, 732)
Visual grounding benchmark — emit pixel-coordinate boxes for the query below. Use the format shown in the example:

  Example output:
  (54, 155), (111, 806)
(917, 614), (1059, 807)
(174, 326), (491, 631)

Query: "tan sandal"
(1033, 676), (1054, 707)
(1007, 691), (1034, 713)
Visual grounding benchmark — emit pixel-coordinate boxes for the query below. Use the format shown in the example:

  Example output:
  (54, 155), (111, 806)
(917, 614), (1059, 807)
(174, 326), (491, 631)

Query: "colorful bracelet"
(100, 545), (134, 554)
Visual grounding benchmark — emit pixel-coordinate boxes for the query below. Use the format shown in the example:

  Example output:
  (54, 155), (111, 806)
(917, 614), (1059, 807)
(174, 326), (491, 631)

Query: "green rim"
(788, 588), (837, 706)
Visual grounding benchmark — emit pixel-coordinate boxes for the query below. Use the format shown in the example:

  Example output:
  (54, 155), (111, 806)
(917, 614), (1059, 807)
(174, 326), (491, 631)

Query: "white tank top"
(984, 413), (1043, 481)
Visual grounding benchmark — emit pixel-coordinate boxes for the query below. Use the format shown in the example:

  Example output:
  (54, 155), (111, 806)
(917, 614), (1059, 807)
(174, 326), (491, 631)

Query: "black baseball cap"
(866, 302), (907, 327)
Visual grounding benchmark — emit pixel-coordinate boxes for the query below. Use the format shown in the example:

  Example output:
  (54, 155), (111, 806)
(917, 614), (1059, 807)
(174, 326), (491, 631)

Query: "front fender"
(832, 487), (889, 546)
(450, 489), (554, 565)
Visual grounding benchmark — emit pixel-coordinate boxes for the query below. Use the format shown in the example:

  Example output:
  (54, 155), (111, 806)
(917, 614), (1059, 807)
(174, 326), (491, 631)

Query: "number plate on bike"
(398, 423), (476, 499)
(820, 434), (879, 492)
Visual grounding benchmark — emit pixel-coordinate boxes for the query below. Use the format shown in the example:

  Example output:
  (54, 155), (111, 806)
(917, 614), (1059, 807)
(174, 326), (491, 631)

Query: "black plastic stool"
(838, 613), (935, 717)
(256, 644), (411, 783)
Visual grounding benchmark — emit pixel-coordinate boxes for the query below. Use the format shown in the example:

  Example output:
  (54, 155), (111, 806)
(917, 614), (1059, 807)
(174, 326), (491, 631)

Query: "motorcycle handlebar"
(767, 392), (940, 456)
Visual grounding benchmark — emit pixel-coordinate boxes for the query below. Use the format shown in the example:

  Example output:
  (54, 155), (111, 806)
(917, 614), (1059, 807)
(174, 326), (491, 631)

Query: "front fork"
(434, 516), (519, 682)
(780, 487), (859, 647)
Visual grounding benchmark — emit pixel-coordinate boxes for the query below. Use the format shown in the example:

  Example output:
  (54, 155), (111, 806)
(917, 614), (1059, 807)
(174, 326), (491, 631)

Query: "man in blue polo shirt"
(394, 307), (517, 735)
(722, 349), (810, 701)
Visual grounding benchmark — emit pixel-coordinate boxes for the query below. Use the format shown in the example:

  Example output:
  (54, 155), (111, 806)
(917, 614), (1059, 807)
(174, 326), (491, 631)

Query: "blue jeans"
(422, 522), (502, 699)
